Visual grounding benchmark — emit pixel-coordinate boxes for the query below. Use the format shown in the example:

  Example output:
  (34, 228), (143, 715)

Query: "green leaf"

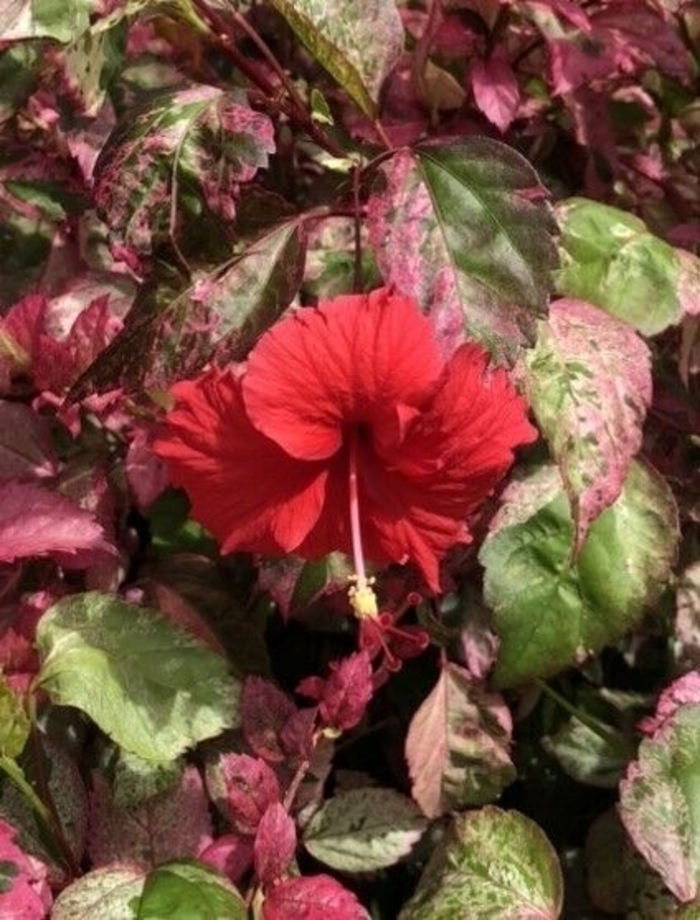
(368, 139), (558, 361)
(543, 719), (635, 789)
(0, 0), (91, 43)
(69, 217), (307, 400)
(0, 44), (37, 124)
(112, 750), (183, 809)
(523, 298), (651, 550)
(93, 84), (275, 257)
(0, 677), (29, 760)
(479, 462), (678, 688)
(136, 860), (246, 920)
(51, 866), (146, 920)
(554, 198), (700, 335)
(269, 0), (403, 117)
(400, 807), (563, 919)
(35, 592), (241, 761)
(303, 787), (427, 872)
(619, 703), (700, 903)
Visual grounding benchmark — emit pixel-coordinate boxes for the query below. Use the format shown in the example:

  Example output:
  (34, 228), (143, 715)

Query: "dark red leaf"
(0, 481), (113, 567)
(471, 48), (520, 133)
(88, 766), (213, 869)
(263, 874), (368, 920)
(198, 834), (254, 885)
(297, 652), (373, 733)
(254, 803), (297, 887)
(0, 402), (57, 482)
(242, 676), (297, 763)
(223, 754), (281, 835)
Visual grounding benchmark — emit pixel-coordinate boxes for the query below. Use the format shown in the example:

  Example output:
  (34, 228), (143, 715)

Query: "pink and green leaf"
(269, 0), (403, 117)
(93, 85), (275, 258)
(523, 297), (652, 549)
(303, 788), (427, 872)
(367, 139), (558, 360)
(401, 807), (563, 920)
(405, 663), (515, 818)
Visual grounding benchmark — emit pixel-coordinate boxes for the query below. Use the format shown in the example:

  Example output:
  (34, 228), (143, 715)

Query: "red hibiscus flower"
(154, 288), (536, 593)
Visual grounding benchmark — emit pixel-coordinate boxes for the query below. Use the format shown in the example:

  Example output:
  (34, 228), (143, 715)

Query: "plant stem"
(190, 0), (348, 159)
(536, 679), (620, 744)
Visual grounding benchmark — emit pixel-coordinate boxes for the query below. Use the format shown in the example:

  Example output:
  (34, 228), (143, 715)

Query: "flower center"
(347, 425), (378, 618)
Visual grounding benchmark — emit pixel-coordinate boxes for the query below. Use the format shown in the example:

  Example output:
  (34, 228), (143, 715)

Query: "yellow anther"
(348, 580), (378, 618)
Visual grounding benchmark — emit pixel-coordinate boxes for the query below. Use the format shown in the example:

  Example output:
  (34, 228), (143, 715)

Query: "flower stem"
(347, 428), (377, 617)
(348, 428), (366, 587)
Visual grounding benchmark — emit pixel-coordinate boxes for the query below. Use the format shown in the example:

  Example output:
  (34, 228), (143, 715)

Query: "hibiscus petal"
(154, 370), (329, 555)
(242, 288), (443, 461)
(351, 344), (536, 591)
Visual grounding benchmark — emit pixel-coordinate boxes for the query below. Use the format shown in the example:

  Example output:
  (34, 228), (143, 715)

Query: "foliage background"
(0, 0), (699, 917)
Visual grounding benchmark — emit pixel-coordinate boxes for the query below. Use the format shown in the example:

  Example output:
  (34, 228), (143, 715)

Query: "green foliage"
(480, 463), (678, 687)
(35, 593), (241, 761)
(401, 807), (563, 919)
(136, 861), (246, 920)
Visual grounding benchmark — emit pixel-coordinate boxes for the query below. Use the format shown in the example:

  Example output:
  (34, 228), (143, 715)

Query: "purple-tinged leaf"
(405, 663), (515, 818)
(51, 866), (145, 920)
(222, 754), (281, 835)
(0, 818), (51, 919)
(0, 402), (57, 482)
(523, 298), (652, 549)
(297, 651), (373, 733)
(303, 788), (427, 872)
(638, 672), (700, 737)
(254, 803), (297, 887)
(402, 807), (563, 920)
(241, 676), (297, 764)
(93, 85), (275, 258)
(480, 463), (679, 687)
(555, 198), (700, 336)
(269, 0), (403, 117)
(69, 218), (307, 400)
(471, 48), (520, 133)
(199, 834), (254, 886)
(619, 703), (700, 903)
(88, 765), (213, 869)
(0, 481), (112, 566)
(263, 874), (369, 920)
(125, 427), (169, 510)
(367, 139), (557, 361)
(589, 1), (694, 81)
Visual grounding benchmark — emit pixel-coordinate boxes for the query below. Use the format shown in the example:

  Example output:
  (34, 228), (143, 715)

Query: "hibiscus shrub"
(0, 1), (699, 917)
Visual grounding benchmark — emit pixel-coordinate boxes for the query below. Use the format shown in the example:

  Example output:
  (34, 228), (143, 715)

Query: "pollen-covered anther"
(348, 577), (378, 619)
